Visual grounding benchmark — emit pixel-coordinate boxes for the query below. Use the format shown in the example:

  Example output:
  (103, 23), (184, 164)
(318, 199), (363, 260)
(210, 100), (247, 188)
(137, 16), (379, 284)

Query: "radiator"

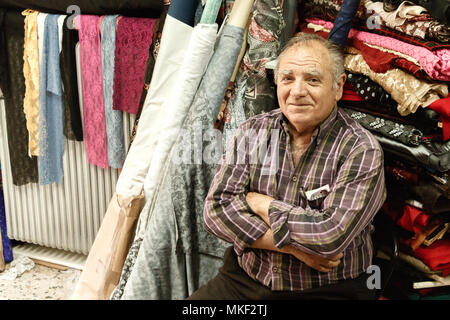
(0, 44), (135, 255)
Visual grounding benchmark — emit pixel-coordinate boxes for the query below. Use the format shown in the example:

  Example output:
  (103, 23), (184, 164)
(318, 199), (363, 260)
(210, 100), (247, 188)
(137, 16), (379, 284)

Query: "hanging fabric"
(101, 15), (126, 169)
(0, 185), (13, 264)
(75, 15), (108, 169)
(0, 10), (38, 186)
(112, 17), (157, 115)
(37, 14), (65, 185)
(60, 15), (83, 141)
(22, 9), (40, 157)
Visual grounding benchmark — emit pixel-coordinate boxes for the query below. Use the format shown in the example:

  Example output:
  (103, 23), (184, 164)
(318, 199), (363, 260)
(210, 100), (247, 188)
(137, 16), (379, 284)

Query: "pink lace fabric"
(306, 18), (450, 82)
(76, 15), (108, 168)
(113, 17), (156, 114)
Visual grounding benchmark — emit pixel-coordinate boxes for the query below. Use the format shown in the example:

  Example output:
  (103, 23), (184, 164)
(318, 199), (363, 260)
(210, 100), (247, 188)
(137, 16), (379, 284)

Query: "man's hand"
(245, 192), (274, 225)
(282, 245), (343, 273)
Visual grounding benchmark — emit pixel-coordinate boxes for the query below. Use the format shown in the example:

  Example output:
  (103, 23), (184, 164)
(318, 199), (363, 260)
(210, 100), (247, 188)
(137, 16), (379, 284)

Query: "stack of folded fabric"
(300, 0), (450, 300)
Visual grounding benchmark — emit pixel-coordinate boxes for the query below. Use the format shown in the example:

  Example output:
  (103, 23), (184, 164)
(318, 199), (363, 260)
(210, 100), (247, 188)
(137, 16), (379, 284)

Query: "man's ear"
(335, 73), (346, 101)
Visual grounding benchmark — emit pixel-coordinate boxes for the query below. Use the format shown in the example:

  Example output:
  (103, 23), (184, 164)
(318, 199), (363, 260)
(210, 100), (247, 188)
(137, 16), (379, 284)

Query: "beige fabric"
(70, 192), (144, 300)
(364, 0), (427, 26)
(22, 9), (41, 156)
(344, 48), (448, 116)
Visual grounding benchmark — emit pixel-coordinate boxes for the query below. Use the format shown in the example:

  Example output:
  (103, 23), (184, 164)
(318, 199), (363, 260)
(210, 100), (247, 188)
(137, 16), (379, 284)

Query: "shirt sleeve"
(269, 144), (387, 258)
(203, 125), (269, 256)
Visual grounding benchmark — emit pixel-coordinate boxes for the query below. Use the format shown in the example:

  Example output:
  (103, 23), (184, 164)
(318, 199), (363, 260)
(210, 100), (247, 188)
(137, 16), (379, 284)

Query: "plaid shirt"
(203, 106), (387, 291)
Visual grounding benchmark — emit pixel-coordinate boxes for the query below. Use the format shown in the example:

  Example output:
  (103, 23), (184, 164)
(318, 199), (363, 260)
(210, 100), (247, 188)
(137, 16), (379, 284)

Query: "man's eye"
(309, 78), (320, 83)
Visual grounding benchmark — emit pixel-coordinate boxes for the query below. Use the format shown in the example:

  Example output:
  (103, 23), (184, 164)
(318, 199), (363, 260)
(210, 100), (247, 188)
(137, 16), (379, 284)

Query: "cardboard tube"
(227, 0), (255, 28)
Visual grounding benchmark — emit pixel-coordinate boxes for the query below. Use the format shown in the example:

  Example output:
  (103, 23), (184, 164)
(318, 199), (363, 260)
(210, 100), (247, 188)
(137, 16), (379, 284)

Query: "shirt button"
(272, 267), (278, 273)
(292, 176), (297, 182)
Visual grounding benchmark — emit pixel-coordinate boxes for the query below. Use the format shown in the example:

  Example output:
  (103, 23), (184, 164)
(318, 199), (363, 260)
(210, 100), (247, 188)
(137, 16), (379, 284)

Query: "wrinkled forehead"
(278, 43), (332, 76)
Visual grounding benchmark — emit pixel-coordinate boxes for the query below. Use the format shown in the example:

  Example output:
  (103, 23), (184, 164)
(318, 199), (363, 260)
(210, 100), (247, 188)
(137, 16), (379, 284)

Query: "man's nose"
(290, 80), (307, 97)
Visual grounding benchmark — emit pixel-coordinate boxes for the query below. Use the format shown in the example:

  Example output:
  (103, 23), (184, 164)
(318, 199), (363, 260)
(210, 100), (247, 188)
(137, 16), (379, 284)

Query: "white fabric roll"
(115, 15), (194, 198)
(138, 23), (218, 237)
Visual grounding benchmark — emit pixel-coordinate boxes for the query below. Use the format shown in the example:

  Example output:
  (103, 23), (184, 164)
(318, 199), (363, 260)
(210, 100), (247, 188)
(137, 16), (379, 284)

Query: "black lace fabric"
(60, 15), (83, 141)
(0, 10), (38, 186)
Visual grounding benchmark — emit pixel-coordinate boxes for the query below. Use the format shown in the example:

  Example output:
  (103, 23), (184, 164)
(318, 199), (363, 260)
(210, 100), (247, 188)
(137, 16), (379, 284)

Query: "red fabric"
(397, 205), (432, 235)
(413, 239), (450, 274)
(428, 97), (450, 141)
(342, 83), (364, 101)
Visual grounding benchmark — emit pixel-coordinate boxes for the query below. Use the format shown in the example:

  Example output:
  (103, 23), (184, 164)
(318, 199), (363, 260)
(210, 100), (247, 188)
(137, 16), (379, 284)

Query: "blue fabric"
(0, 187), (13, 263)
(38, 14), (64, 185)
(327, 0), (361, 49)
(101, 15), (126, 169)
(168, 0), (198, 26)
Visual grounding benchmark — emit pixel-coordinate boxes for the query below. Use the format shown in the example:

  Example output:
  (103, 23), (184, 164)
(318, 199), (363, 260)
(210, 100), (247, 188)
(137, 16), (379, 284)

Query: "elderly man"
(187, 33), (386, 300)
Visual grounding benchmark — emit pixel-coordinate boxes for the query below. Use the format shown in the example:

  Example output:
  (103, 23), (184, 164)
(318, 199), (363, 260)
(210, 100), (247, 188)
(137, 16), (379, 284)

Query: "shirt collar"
(278, 105), (338, 145)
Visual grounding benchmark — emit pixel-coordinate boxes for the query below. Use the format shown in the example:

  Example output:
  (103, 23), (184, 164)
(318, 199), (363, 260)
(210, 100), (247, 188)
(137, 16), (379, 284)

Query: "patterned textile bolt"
(112, 17), (157, 115)
(22, 9), (40, 156)
(76, 15), (108, 168)
(116, 23), (245, 301)
(101, 15), (126, 169)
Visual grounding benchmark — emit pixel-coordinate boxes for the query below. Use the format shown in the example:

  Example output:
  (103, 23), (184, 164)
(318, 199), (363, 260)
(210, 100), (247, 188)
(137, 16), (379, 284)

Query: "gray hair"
(274, 33), (345, 89)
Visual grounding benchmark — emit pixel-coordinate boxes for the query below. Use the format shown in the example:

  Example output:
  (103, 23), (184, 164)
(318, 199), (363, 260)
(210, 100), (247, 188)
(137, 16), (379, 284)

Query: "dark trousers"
(187, 246), (375, 300)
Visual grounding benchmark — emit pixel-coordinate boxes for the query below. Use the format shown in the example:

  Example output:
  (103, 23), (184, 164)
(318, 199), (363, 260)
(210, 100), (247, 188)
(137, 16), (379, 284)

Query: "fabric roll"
(238, 0), (285, 120)
(115, 11), (196, 199)
(1, 11), (38, 186)
(344, 49), (448, 116)
(60, 15), (83, 141)
(112, 0), (198, 298)
(76, 15), (108, 168)
(345, 72), (397, 107)
(112, 17), (157, 115)
(118, 23), (245, 300)
(308, 17), (450, 82)
(101, 15), (126, 169)
(327, 0), (361, 48)
(38, 14), (65, 185)
(141, 23), (217, 229)
(200, 0), (222, 24)
(413, 239), (450, 276)
(129, 5), (169, 148)
(22, 9), (40, 156)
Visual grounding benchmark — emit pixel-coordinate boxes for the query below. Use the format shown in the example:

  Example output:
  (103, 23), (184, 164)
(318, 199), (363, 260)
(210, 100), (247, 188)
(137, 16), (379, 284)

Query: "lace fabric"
(38, 14), (65, 185)
(76, 15), (108, 168)
(1, 11), (38, 186)
(60, 15), (83, 141)
(101, 15), (126, 169)
(112, 17), (157, 115)
(22, 9), (40, 156)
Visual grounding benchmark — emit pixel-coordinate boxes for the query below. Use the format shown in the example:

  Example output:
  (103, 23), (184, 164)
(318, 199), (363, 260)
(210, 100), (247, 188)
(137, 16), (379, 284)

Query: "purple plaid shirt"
(203, 106), (387, 291)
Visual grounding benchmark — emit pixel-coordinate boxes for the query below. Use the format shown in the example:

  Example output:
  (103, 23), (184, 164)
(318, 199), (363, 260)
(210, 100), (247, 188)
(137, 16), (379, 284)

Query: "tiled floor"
(0, 261), (81, 300)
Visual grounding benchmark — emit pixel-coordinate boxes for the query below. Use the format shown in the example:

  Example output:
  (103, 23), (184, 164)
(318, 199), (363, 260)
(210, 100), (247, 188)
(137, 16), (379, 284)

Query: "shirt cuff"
(233, 194), (270, 256)
(269, 199), (294, 248)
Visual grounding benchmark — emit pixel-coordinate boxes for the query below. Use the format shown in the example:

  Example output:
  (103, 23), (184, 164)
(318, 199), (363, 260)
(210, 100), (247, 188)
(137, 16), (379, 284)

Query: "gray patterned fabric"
(113, 24), (244, 300)
(111, 0), (286, 300)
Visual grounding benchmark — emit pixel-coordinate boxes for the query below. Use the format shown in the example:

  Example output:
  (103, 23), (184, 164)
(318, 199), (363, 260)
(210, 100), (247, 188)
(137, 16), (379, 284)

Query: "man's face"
(276, 42), (345, 135)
